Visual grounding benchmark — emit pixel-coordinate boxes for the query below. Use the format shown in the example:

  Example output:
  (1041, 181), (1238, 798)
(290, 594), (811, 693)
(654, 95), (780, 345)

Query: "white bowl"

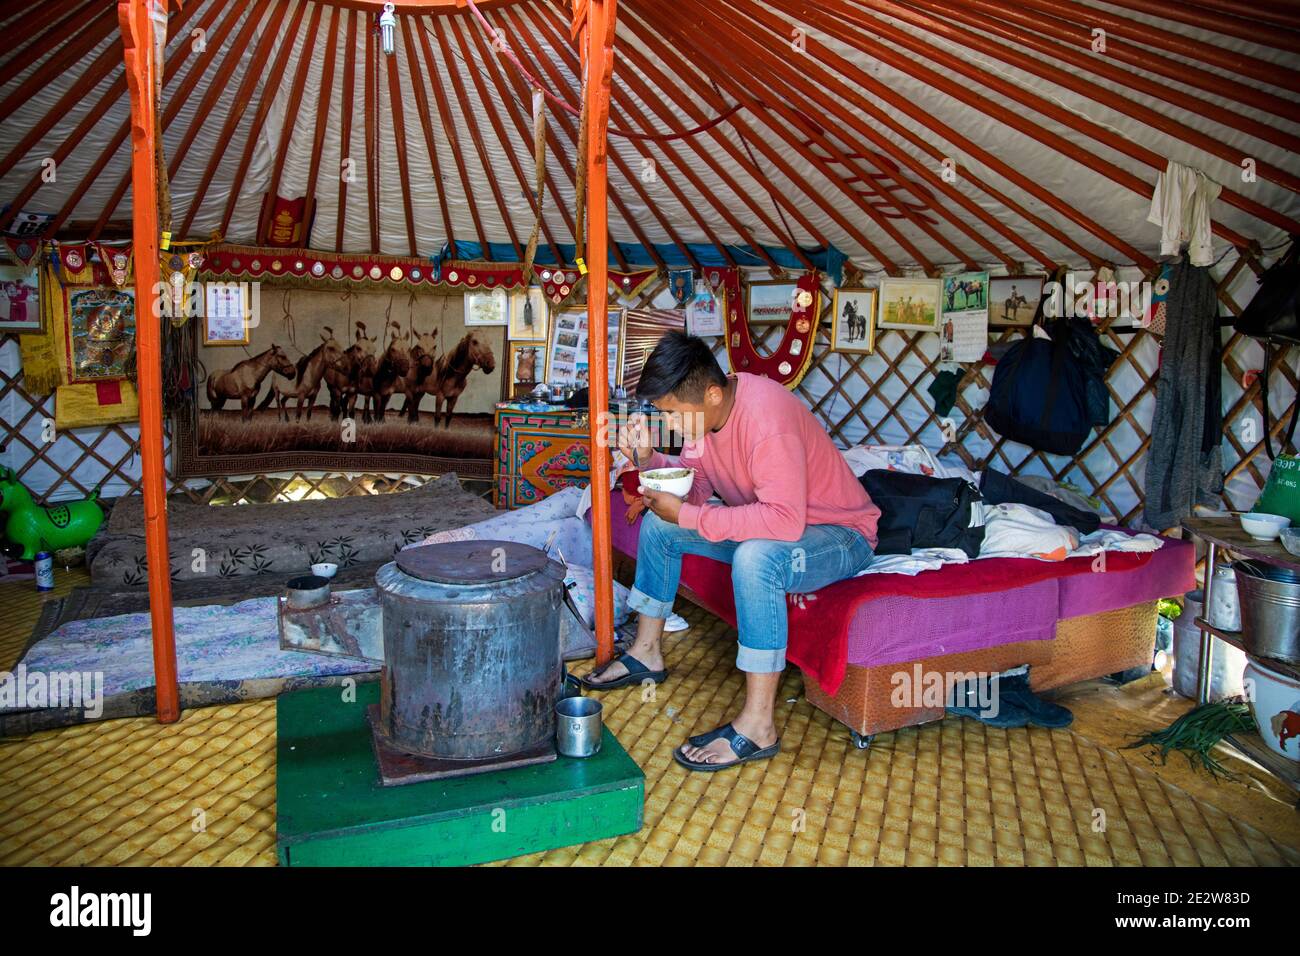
(639, 467), (695, 498)
(1281, 527), (1300, 558)
(310, 562), (339, 579)
(1240, 512), (1290, 541)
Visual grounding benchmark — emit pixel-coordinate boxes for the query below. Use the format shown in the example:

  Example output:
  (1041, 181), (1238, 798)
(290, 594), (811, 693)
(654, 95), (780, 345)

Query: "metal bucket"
(374, 540), (564, 760)
(1233, 561), (1300, 665)
(556, 696), (602, 758)
(1171, 590), (1245, 700)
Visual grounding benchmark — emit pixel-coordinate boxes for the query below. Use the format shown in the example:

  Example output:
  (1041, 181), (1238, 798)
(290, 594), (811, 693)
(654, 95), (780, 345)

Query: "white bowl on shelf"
(1281, 527), (1300, 558)
(310, 562), (339, 579)
(638, 467), (695, 498)
(1240, 512), (1290, 541)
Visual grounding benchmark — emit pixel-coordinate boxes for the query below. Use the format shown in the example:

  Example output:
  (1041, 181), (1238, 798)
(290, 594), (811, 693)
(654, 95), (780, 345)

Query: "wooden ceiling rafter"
(163, 0), (268, 179)
(1181, 0), (1300, 31)
(1112, 0), (1300, 52)
(255, 2), (326, 245)
(1003, 0), (1300, 89)
(526, 3), (753, 270)
(429, 16), (523, 260)
(363, 12), (380, 251)
(628, 4), (904, 274)
(445, 15), (554, 262)
(1, 0), (91, 65)
(459, 8), (580, 251)
(0, 1), (113, 102)
(93, 0), (253, 238)
(218, 0), (314, 239)
(403, 16), (459, 253)
(413, 17), (490, 256)
(685, 0), (1008, 273)
(0, 0), (209, 236)
(877, 0), (1300, 200)
(0, 26), (125, 180)
(498, 4), (674, 271)
(177, 0), (292, 239)
(726, 0), (1114, 269)
(770, 0), (1161, 267)
(904, 0), (1300, 157)
(614, 17), (843, 271)
(950, 0), (1300, 122)
(383, 20), (420, 255)
(335, 8), (360, 251)
(835, 0), (1297, 240)
(486, 6), (642, 271)
(301, 4), (343, 249)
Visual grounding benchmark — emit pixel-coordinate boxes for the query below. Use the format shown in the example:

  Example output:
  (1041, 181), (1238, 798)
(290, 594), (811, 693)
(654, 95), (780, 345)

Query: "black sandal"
(674, 723), (780, 772)
(576, 651), (668, 691)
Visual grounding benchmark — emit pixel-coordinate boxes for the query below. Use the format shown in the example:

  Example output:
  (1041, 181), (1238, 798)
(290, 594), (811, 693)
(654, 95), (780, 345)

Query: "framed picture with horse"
(988, 275), (1045, 327)
(173, 286), (505, 479)
(831, 287), (877, 354)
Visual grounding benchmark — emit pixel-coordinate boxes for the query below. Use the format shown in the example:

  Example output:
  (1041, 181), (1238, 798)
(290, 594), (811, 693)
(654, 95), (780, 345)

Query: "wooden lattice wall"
(1, 249), (1294, 525)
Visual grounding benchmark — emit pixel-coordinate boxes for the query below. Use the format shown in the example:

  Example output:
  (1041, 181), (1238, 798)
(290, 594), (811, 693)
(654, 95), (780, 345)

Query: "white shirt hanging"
(1146, 159), (1221, 267)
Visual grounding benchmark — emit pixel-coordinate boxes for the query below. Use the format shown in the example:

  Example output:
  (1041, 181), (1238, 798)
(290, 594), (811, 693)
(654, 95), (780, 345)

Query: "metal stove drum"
(279, 539), (566, 784)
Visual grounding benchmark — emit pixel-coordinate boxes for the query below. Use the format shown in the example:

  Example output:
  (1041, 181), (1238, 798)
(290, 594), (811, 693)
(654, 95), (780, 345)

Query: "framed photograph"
(746, 280), (799, 325)
(877, 278), (942, 332)
(204, 282), (251, 345)
(685, 286), (726, 337)
(510, 343), (546, 396)
(546, 307), (624, 388)
(988, 275), (1045, 327)
(0, 266), (41, 332)
(509, 286), (549, 341)
(464, 288), (510, 326)
(831, 287), (877, 354)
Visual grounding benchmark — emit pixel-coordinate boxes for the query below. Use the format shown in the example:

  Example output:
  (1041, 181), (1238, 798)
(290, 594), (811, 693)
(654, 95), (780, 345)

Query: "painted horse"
(324, 323), (378, 422)
(258, 328), (344, 422)
(403, 330), (496, 427)
(207, 344), (296, 421)
(0, 468), (104, 560)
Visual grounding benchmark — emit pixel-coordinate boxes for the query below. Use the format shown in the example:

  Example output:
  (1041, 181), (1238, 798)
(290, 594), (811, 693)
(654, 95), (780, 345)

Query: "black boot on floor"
(996, 673), (1074, 728)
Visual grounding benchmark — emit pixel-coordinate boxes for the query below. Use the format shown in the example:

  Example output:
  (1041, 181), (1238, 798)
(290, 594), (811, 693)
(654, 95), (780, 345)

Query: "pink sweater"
(644, 373), (880, 546)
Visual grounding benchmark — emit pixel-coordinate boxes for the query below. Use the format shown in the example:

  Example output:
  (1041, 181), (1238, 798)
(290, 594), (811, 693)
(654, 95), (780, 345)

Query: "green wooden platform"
(276, 683), (645, 866)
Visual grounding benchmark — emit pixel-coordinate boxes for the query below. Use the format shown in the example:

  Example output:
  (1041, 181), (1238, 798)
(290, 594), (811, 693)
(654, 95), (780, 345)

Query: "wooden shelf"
(1221, 732), (1300, 792)
(1181, 516), (1300, 572)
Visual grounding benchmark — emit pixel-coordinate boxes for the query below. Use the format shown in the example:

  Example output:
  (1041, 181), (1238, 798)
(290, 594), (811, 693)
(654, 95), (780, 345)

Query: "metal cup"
(555, 696), (602, 758)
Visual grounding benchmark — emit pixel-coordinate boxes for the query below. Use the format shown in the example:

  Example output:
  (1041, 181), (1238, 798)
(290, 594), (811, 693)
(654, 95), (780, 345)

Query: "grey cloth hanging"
(1143, 258), (1223, 529)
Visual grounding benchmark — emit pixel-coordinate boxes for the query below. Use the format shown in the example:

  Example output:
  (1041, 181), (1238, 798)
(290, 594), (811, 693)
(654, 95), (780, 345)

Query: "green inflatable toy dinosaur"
(0, 467), (105, 560)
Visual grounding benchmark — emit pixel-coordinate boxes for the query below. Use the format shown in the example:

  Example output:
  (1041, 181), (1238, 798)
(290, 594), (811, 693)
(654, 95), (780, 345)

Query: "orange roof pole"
(575, 0), (617, 667)
(119, 0), (179, 723)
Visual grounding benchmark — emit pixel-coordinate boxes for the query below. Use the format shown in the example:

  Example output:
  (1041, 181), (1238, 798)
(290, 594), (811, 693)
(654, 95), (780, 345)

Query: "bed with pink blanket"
(602, 490), (1194, 743)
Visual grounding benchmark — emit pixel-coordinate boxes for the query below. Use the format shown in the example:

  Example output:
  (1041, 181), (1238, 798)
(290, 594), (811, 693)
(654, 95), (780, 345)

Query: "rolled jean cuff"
(735, 644), (786, 674)
(627, 586), (674, 619)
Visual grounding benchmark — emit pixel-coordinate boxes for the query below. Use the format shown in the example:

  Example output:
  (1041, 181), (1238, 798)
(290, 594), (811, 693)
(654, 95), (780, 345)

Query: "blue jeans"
(629, 513), (875, 673)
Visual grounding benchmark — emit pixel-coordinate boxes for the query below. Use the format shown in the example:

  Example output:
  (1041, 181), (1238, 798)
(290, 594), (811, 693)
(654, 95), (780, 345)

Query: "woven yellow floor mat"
(1, 577), (1296, 866)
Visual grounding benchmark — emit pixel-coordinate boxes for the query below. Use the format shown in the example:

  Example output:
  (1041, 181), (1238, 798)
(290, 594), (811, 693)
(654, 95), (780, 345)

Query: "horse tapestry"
(173, 288), (505, 478)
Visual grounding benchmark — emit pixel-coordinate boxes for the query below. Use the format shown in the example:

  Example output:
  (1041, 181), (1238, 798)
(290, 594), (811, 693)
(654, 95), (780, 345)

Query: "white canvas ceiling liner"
(1, 0), (1297, 273)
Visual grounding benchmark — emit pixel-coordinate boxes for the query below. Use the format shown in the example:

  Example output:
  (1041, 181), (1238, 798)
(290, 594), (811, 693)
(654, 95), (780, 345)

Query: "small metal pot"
(285, 574), (332, 611)
(555, 696), (602, 758)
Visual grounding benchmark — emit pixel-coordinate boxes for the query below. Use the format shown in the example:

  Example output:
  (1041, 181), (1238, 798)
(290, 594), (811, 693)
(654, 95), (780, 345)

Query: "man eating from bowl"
(581, 332), (880, 771)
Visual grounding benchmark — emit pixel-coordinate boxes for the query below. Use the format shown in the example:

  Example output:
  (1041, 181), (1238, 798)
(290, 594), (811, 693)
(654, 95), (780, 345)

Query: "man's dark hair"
(637, 331), (727, 402)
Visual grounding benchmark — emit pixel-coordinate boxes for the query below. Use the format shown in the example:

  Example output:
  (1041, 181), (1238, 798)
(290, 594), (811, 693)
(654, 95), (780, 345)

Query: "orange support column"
(119, 0), (179, 723)
(576, 0), (618, 666)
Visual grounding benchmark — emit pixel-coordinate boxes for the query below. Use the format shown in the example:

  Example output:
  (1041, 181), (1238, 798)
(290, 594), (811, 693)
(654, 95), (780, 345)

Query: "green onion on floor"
(1123, 700), (1255, 780)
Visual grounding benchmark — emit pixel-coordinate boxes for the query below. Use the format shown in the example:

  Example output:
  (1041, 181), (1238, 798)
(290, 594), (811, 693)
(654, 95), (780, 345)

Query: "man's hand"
(618, 412), (654, 470)
(640, 487), (684, 524)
